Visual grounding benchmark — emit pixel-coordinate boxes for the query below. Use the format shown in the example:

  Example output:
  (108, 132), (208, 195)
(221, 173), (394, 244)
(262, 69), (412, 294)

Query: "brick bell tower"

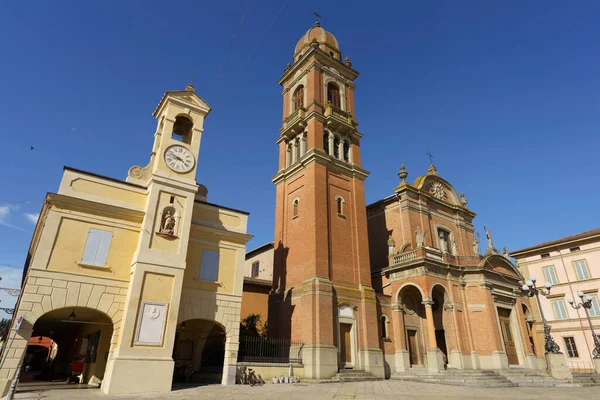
(269, 21), (384, 379)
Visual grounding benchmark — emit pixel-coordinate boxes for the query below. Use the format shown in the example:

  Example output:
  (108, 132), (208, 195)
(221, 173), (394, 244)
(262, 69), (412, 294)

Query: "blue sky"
(1, 1), (599, 315)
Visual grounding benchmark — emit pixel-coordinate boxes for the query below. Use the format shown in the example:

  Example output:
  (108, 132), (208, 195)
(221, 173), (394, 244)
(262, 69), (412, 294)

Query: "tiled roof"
(511, 228), (600, 255)
(243, 277), (272, 287)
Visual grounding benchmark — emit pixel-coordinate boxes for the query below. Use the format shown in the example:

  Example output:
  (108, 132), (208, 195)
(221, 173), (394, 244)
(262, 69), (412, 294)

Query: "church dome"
(294, 21), (341, 62)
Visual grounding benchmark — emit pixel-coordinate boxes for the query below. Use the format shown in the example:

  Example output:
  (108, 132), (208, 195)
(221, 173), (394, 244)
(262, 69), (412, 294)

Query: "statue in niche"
(415, 226), (425, 248)
(451, 239), (458, 256)
(160, 209), (176, 235)
(439, 232), (448, 254)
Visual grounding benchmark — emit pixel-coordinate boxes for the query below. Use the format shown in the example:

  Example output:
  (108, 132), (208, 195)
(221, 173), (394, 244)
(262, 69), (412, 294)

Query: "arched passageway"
(172, 319), (226, 385)
(16, 307), (113, 391)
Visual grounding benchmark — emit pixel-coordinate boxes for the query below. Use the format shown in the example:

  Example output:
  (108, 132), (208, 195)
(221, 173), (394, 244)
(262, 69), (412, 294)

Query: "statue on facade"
(415, 226), (425, 248)
(160, 210), (176, 235)
(502, 246), (510, 260)
(483, 225), (498, 254)
(473, 235), (480, 256)
(451, 239), (458, 256)
(484, 225), (493, 248)
(439, 232), (448, 254)
(388, 235), (396, 255)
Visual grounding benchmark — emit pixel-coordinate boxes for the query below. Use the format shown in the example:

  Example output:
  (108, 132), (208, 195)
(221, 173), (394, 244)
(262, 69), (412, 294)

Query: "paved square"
(13, 381), (600, 400)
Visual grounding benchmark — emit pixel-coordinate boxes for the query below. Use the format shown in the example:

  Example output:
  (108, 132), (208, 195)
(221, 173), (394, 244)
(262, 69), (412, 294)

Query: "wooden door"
(340, 324), (352, 364)
(499, 312), (519, 365)
(407, 329), (419, 366)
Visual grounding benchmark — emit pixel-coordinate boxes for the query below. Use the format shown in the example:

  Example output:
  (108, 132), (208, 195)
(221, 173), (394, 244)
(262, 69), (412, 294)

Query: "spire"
(185, 76), (195, 92)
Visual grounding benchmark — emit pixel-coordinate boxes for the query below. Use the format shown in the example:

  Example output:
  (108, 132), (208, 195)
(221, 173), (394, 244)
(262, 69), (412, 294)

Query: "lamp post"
(567, 291), (600, 358)
(522, 276), (562, 354)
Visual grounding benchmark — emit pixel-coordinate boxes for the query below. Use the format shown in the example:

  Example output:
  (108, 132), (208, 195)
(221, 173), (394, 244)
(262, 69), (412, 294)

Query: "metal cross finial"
(426, 150), (434, 165)
(188, 76), (195, 86)
(313, 10), (321, 20)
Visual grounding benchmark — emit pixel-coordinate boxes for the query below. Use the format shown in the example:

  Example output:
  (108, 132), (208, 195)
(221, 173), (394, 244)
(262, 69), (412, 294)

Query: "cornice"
(272, 149), (369, 185)
(48, 193), (145, 223)
(278, 46), (359, 85)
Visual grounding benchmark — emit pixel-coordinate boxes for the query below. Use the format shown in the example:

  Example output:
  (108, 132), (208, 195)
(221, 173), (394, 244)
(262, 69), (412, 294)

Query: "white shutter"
(94, 230), (112, 266)
(82, 229), (102, 265)
(199, 250), (220, 281)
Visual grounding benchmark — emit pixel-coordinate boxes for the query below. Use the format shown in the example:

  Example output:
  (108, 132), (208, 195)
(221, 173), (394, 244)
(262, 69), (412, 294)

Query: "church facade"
(266, 22), (541, 378)
(0, 85), (252, 395)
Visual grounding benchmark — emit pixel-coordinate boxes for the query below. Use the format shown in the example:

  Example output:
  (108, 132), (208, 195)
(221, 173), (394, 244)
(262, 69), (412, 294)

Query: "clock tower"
(269, 22), (384, 379)
(102, 84), (211, 393)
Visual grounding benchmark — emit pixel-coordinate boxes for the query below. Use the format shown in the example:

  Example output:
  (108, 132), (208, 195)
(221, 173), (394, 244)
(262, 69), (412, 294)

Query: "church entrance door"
(407, 329), (419, 366)
(340, 323), (352, 367)
(498, 309), (519, 365)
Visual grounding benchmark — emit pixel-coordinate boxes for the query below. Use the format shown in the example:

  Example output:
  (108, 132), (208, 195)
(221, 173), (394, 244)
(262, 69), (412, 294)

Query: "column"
(292, 141), (298, 164)
(423, 298), (443, 372)
(328, 132), (334, 157)
(392, 304), (410, 372)
(300, 133), (306, 156)
(515, 301), (538, 369)
(337, 140), (344, 161)
(286, 143), (292, 168)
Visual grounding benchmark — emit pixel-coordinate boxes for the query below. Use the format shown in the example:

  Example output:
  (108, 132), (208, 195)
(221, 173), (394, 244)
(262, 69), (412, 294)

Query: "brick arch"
(430, 282), (451, 302)
(395, 282), (426, 304)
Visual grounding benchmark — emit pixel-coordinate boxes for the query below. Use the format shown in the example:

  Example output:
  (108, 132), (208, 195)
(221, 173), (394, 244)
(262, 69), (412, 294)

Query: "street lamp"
(522, 275), (561, 354)
(566, 291), (600, 358)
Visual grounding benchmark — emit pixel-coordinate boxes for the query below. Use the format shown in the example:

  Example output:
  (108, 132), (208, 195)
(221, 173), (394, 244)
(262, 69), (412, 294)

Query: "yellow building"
(0, 84), (252, 395)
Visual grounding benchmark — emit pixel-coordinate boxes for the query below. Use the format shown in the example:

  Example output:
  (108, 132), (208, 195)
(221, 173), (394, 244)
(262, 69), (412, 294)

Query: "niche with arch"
(157, 205), (178, 238)
(172, 115), (193, 144)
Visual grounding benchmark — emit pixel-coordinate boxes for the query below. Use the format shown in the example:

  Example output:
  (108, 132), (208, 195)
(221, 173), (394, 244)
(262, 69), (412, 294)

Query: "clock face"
(164, 145), (195, 173)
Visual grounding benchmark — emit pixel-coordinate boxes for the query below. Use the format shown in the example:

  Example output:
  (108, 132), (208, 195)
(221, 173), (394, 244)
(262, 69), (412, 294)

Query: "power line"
(235, 0), (290, 78)
(208, 0), (255, 93)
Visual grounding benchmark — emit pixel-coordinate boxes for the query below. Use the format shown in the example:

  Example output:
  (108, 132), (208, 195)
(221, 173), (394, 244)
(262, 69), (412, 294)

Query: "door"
(498, 309), (519, 365)
(340, 323), (352, 366)
(407, 329), (419, 366)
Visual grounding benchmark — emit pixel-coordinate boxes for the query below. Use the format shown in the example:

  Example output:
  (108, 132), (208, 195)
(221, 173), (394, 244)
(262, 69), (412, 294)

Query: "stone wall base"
(426, 350), (444, 373)
(301, 344), (338, 379)
(358, 348), (385, 378)
(593, 358), (600, 374)
(545, 353), (573, 381)
(102, 357), (174, 395)
(394, 350), (410, 373)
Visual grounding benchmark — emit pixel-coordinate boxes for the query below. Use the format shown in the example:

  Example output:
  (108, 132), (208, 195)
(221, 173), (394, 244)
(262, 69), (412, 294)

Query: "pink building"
(512, 228), (600, 372)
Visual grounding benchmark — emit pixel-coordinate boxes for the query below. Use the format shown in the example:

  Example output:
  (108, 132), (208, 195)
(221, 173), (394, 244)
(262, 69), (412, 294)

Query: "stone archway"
(397, 285), (426, 368)
(19, 307), (114, 390)
(172, 319), (226, 385)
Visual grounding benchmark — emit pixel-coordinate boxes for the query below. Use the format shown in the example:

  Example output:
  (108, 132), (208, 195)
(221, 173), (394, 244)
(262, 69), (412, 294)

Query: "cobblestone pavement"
(13, 381), (600, 400)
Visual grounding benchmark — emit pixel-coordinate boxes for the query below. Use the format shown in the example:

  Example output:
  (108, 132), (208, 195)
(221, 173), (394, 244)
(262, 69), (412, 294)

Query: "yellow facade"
(0, 85), (252, 395)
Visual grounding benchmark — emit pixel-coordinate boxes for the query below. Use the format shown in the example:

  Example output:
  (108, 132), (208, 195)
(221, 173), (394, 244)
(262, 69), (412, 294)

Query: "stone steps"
(572, 372), (600, 386)
(330, 369), (381, 383)
(392, 368), (583, 388)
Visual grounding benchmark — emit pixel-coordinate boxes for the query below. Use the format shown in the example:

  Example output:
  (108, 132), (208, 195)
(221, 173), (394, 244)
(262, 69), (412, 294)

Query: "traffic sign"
(13, 315), (23, 331)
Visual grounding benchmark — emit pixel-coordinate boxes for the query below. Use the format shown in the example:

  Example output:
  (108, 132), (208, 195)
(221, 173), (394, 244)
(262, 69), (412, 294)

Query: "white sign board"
(134, 301), (168, 346)
(13, 315), (24, 331)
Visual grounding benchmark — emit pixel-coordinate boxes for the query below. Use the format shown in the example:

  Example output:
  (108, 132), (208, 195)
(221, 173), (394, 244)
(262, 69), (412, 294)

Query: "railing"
(389, 249), (418, 265)
(568, 360), (594, 373)
(238, 337), (303, 364)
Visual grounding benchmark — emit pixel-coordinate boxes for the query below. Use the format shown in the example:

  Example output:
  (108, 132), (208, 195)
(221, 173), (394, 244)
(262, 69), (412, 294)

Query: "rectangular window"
(569, 247), (580, 252)
(81, 228), (112, 266)
(251, 261), (259, 278)
(199, 249), (219, 282)
(589, 294), (600, 317)
(563, 337), (579, 358)
(541, 253), (550, 258)
(573, 260), (591, 280)
(552, 299), (568, 320)
(542, 266), (559, 285)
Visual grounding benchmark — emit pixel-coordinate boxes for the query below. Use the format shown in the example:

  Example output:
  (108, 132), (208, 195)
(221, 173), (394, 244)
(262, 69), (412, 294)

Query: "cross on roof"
(426, 150), (434, 165)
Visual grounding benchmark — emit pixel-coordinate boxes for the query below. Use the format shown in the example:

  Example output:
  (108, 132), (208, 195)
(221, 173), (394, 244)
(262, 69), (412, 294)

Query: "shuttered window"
(542, 266), (559, 285)
(573, 260), (591, 280)
(81, 228), (112, 266)
(552, 300), (568, 320)
(589, 295), (600, 317)
(199, 250), (220, 282)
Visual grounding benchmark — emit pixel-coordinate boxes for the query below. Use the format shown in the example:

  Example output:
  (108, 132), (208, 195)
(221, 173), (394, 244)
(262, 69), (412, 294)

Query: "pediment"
(419, 176), (460, 206)
(480, 255), (522, 279)
(153, 89), (211, 118)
